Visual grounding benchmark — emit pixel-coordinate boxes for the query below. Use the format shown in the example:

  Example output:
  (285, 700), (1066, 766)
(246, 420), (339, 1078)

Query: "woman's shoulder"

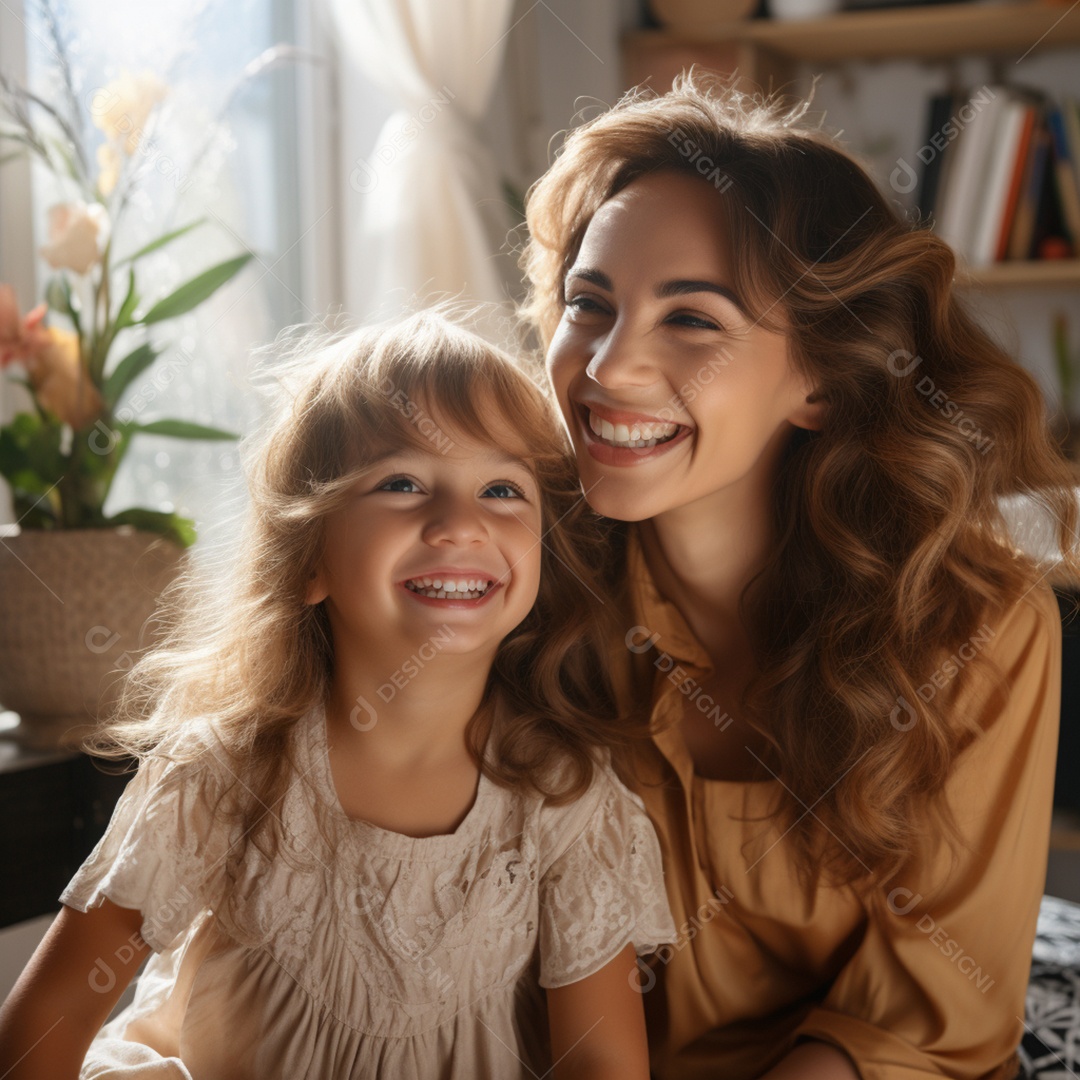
(943, 580), (1062, 744)
(976, 581), (1061, 684)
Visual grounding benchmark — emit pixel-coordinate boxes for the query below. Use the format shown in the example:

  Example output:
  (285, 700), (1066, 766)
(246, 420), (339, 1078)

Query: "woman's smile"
(573, 397), (694, 465)
(546, 169), (823, 523)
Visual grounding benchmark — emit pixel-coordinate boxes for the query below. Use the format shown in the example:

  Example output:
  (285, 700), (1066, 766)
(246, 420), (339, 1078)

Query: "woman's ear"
(305, 567), (328, 606)
(790, 380), (829, 429)
(790, 386), (827, 432)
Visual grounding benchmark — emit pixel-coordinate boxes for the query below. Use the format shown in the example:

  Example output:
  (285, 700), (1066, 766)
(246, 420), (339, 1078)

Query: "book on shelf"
(916, 87), (1080, 268)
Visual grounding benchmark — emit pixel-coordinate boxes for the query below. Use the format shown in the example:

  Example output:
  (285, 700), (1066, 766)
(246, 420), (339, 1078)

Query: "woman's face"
(545, 169), (823, 522)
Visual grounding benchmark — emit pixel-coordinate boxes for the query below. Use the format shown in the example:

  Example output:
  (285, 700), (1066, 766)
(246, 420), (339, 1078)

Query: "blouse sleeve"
(793, 584), (1062, 1080)
(537, 756), (679, 989)
(60, 744), (237, 953)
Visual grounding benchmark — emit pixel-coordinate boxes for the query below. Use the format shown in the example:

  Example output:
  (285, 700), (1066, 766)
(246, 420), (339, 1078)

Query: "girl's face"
(545, 169), (823, 522)
(308, 404), (543, 664)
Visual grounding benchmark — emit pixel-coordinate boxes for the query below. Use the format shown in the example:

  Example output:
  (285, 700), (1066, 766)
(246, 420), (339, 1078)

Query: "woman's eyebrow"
(657, 279), (747, 315)
(566, 267), (746, 316)
(565, 267), (611, 290)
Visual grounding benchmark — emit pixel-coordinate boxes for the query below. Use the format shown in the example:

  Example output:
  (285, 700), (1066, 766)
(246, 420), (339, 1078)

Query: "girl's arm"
(546, 943), (650, 1080)
(0, 898), (147, 1080)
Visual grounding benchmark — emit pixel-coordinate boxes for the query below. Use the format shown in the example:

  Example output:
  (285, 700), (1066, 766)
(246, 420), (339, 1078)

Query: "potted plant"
(0, 17), (271, 747)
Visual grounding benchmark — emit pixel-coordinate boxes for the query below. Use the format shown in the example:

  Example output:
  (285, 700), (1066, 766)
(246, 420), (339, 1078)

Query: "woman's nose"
(420, 496), (489, 547)
(585, 317), (661, 390)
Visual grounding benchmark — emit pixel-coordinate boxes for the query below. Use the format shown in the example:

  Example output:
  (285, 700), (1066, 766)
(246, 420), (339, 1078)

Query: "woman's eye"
(377, 476), (421, 493)
(482, 481), (525, 500)
(667, 312), (722, 331)
(564, 294), (607, 315)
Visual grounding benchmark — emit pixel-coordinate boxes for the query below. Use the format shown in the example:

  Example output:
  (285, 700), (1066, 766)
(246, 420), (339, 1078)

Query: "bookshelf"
(627, 1), (1080, 64)
(623, 1), (1080, 288)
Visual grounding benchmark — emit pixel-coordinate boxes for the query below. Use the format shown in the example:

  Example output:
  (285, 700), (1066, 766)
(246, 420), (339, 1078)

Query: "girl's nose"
(585, 317), (661, 390)
(420, 497), (488, 547)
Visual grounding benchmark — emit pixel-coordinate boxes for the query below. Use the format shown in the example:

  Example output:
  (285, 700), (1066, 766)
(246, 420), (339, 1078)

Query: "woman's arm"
(0, 898), (147, 1080)
(546, 943), (650, 1080)
(760, 1041), (861, 1079)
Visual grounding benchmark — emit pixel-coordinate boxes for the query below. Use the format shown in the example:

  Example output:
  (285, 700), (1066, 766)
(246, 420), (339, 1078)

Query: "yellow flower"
(39, 201), (109, 275)
(24, 327), (103, 430)
(90, 71), (168, 155)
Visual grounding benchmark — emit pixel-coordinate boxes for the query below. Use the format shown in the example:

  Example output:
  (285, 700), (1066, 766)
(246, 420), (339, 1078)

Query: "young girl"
(0, 310), (677, 1079)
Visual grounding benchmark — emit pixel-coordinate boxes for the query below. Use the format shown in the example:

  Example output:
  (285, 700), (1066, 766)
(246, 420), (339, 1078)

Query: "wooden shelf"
(958, 259), (1080, 287)
(628, 0), (1080, 62)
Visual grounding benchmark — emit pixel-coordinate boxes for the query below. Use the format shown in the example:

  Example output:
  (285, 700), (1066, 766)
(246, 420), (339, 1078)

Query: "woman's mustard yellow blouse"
(612, 528), (1062, 1080)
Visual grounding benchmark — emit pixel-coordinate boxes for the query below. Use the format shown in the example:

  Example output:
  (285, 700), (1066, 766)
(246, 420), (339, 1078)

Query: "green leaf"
(131, 418), (236, 441)
(0, 412), (66, 497)
(114, 219), (207, 267)
(114, 268), (139, 330)
(0, 149), (25, 167)
(103, 342), (159, 408)
(106, 507), (196, 548)
(138, 253), (254, 325)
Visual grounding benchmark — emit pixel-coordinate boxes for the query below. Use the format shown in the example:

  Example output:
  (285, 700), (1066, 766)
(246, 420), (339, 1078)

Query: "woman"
(521, 72), (1080, 1080)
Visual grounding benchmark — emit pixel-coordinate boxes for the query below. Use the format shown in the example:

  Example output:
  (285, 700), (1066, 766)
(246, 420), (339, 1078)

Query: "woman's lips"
(574, 400), (692, 466)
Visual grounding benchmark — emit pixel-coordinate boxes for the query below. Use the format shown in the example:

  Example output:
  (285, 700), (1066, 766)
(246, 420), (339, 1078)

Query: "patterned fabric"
(1021, 895), (1080, 1078)
(61, 705), (678, 1080)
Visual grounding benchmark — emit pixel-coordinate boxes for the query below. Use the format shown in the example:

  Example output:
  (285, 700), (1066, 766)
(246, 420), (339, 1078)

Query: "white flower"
(90, 71), (168, 155)
(39, 201), (110, 275)
(96, 143), (121, 197)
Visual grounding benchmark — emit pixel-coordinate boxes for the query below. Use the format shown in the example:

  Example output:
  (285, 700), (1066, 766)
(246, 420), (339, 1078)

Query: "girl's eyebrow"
(373, 445), (534, 475)
(566, 266), (746, 315)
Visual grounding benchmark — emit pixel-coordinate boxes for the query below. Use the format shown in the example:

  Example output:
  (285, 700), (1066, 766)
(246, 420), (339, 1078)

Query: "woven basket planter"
(0, 527), (184, 750)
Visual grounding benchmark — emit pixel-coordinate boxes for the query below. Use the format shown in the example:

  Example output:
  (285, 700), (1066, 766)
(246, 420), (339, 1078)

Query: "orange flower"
(0, 284), (49, 367)
(24, 326), (103, 430)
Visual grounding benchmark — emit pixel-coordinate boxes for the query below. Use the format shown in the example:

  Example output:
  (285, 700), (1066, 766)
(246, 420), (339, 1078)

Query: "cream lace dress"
(61, 705), (677, 1079)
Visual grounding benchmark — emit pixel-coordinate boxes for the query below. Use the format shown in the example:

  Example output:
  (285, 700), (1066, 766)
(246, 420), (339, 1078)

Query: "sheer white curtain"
(324, 0), (517, 319)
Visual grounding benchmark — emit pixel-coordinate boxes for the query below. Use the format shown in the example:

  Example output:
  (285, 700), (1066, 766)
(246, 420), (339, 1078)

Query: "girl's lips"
(574, 401), (693, 466)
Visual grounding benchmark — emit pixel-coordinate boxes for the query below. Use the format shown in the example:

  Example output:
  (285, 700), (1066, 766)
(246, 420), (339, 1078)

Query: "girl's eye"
(667, 311), (722, 331)
(482, 481), (526, 500)
(377, 475), (421, 494)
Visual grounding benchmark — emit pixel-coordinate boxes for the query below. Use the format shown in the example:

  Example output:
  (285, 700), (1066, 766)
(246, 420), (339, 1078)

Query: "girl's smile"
(307, 408), (542, 663)
(399, 568), (506, 605)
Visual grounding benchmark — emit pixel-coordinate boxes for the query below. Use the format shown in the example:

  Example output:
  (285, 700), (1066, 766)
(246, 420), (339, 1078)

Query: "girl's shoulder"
(527, 748), (652, 872)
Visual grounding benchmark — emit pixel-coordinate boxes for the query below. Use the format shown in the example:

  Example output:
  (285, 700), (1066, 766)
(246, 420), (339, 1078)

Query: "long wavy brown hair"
(521, 71), (1080, 888)
(88, 308), (626, 887)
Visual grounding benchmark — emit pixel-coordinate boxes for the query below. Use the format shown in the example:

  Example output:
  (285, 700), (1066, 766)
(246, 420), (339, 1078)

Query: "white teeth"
(587, 409), (679, 448)
(404, 577), (493, 600)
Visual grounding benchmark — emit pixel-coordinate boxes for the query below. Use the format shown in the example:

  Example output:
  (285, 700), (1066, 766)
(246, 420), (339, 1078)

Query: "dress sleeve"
(60, 745), (237, 953)
(537, 756), (678, 989)
(793, 584), (1062, 1080)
